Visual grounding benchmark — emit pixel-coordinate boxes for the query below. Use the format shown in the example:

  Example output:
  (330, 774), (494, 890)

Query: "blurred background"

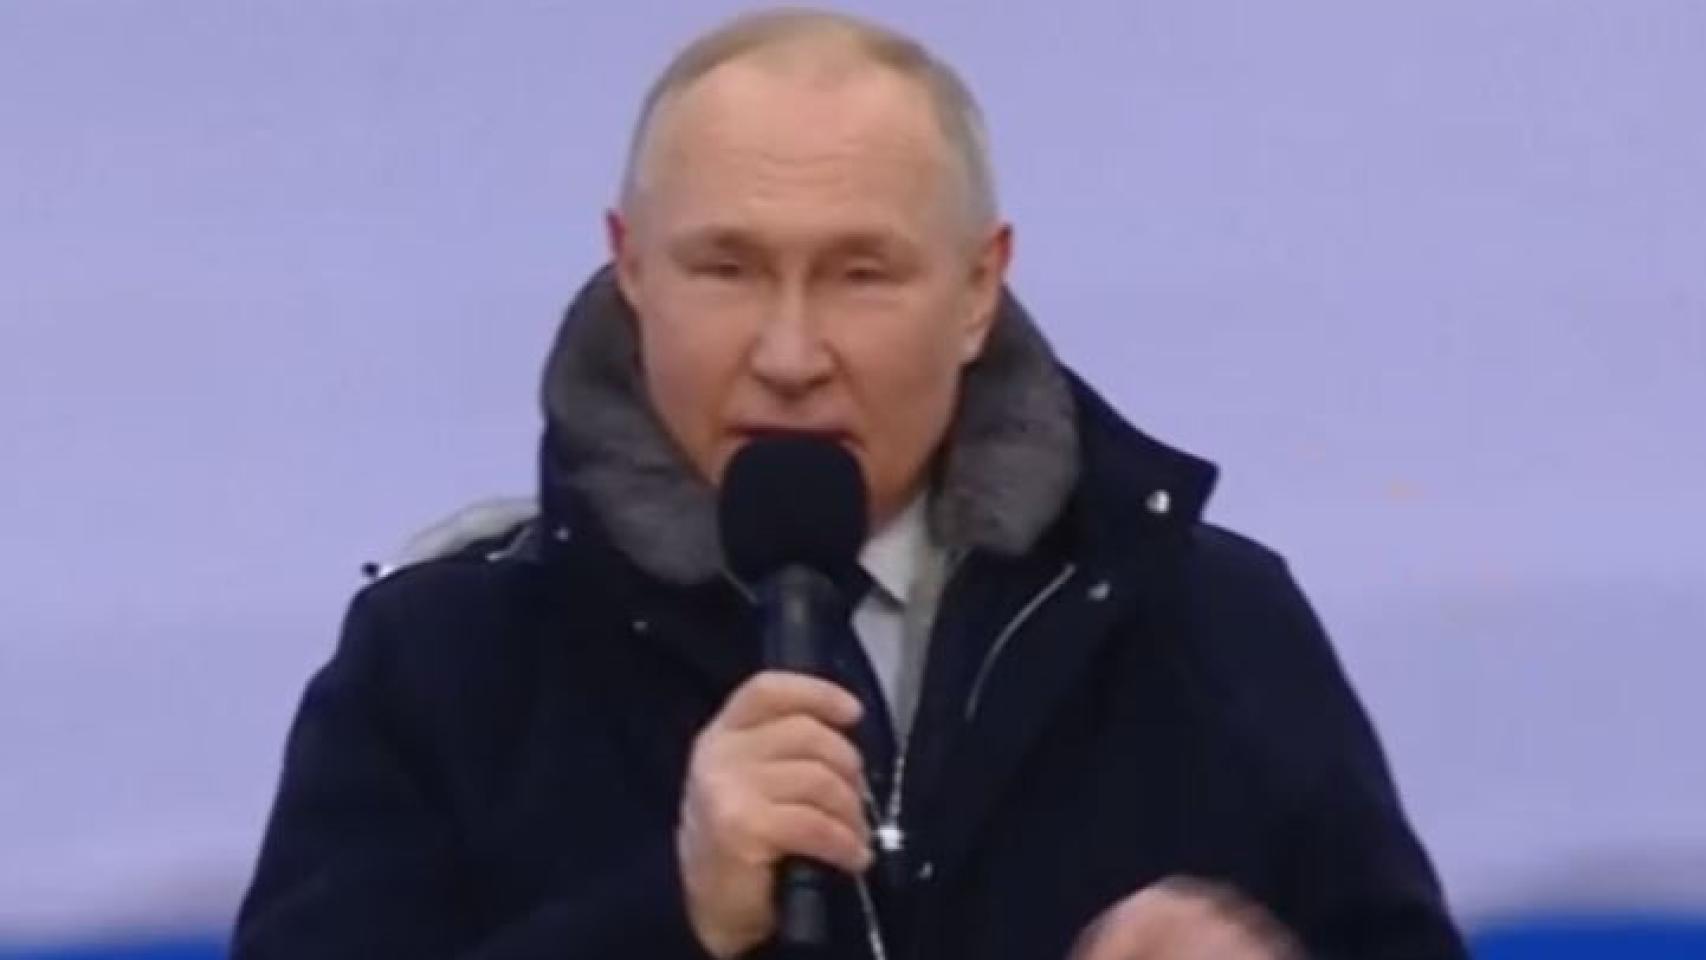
(2, 2), (1703, 957)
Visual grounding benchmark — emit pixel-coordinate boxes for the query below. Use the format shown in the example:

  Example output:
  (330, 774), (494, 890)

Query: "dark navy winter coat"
(234, 274), (1465, 960)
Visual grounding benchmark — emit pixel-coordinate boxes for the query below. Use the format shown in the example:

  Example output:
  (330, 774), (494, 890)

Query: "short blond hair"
(618, 8), (998, 229)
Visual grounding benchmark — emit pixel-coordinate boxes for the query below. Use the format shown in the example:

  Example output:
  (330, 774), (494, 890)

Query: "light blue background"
(2, 0), (1703, 949)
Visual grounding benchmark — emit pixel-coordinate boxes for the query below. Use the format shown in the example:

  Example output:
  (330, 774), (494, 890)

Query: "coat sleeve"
(1246, 554), (1469, 960)
(231, 587), (717, 960)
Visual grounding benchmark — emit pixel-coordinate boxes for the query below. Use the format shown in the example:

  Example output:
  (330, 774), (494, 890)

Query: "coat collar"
(537, 265), (1084, 585)
(1060, 369), (1220, 561)
(532, 266), (1221, 586)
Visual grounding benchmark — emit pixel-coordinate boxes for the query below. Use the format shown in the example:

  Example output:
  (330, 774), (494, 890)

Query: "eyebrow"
(822, 231), (920, 261)
(665, 227), (764, 259)
(664, 226), (922, 261)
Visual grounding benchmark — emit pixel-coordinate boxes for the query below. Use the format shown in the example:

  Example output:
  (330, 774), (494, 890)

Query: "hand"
(677, 671), (872, 959)
(1068, 878), (1300, 960)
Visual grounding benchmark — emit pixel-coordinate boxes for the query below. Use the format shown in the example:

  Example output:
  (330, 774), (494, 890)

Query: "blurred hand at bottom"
(1068, 878), (1301, 960)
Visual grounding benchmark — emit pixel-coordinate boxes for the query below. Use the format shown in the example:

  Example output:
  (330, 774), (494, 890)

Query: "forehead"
(636, 60), (964, 244)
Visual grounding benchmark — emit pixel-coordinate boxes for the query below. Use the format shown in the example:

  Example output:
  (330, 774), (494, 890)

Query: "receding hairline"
(618, 8), (998, 230)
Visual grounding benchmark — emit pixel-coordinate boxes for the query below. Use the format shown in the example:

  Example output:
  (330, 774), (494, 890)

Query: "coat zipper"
(853, 715), (907, 960)
(853, 555), (1077, 960)
(963, 562), (1078, 721)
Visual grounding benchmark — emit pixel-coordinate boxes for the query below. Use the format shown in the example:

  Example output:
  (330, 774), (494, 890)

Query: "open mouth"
(737, 426), (853, 444)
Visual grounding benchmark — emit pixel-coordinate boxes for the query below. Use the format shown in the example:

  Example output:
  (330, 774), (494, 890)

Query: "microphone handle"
(763, 566), (842, 950)
(776, 859), (831, 948)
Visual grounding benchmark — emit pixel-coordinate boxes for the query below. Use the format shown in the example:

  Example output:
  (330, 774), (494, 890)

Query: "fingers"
(717, 671), (863, 732)
(690, 764), (872, 874)
(688, 726), (869, 857)
(676, 672), (875, 959)
(723, 714), (865, 782)
(705, 673), (866, 787)
(687, 673), (874, 869)
(762, 803), (873, 874)
(754, 759), (868, 832)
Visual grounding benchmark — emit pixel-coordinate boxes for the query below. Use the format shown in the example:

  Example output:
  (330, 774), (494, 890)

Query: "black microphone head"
(719, 434), (869, 583)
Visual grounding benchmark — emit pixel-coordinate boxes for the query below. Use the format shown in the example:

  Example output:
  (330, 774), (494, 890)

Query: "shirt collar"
(859, 492), (932, 605)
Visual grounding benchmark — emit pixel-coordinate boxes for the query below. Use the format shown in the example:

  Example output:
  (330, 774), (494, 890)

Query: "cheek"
(838, 295), (968, 472)
(636, 298), (751, 464)
(842, 294), (966, 403)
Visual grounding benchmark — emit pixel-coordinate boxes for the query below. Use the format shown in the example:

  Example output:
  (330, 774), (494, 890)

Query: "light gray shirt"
(852, 493), (947, 742)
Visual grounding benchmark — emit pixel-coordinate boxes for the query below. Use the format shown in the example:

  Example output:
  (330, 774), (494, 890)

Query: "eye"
(693, 260), (747, 281)
(843, 263), (891, 285)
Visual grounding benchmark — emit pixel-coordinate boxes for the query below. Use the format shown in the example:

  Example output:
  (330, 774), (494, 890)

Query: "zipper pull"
(875, 820), (909, 893)
(875, 821), (906, 855)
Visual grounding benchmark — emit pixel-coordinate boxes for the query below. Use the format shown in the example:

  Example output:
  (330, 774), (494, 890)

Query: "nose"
(748, 285), (834, 399)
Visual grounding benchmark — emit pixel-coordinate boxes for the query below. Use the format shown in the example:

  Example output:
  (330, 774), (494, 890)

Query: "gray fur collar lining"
(540, 267), (1081, 585)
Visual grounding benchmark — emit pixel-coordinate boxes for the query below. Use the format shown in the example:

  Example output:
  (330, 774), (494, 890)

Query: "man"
(235, 9), (1466, 959)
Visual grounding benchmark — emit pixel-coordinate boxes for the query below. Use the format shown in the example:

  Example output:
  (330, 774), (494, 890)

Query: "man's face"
(609, 59), (1011, 530)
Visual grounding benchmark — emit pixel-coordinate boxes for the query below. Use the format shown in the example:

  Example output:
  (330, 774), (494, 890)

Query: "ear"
(959, 222), (1014, 364)
(606, 208), (642, 309)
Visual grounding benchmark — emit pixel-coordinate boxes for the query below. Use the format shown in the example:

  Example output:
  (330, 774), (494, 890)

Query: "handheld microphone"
(719, 434), (868, 950)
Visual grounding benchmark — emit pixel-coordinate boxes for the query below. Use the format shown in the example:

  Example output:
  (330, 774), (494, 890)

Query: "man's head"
(608, 8), (1012, 530)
